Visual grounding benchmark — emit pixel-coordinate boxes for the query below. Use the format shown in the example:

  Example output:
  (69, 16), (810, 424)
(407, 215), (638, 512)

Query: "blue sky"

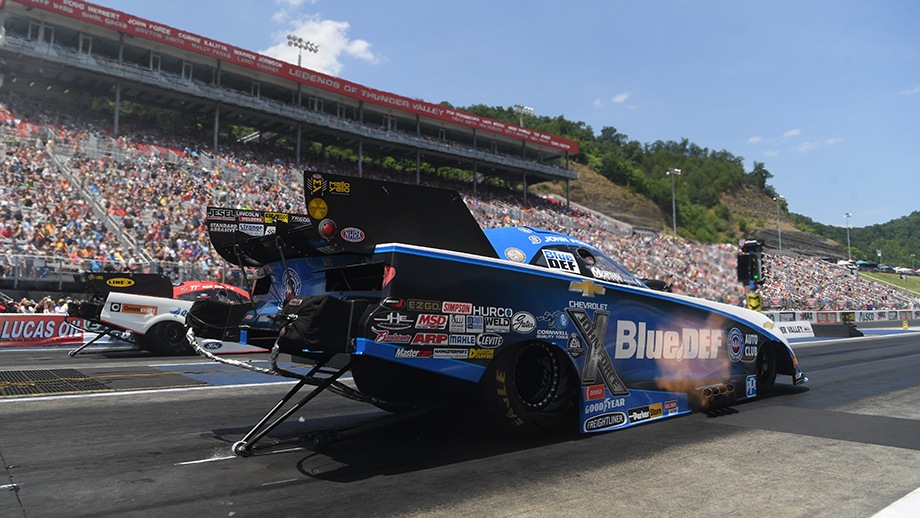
(97, 0), (920, 228)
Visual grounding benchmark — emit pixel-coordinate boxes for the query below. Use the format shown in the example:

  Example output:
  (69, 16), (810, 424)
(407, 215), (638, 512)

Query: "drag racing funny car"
(187, 173), (807, 454)
(67, 272), (256, 356)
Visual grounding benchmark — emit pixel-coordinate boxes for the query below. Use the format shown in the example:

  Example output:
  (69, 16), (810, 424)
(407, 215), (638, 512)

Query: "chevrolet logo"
(569, 280), (606, 298)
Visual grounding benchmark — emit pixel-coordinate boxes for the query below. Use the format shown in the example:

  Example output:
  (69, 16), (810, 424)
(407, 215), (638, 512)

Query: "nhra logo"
(340, 227), (365, 243)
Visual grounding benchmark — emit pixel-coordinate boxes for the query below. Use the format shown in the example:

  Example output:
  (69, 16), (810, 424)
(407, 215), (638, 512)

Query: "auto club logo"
(728, 327), (744, 362)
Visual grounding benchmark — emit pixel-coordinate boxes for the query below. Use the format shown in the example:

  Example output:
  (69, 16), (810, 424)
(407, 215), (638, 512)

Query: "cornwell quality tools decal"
(565, 308), (630, 397)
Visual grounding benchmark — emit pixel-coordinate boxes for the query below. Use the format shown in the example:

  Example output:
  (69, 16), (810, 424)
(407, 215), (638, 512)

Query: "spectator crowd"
(1, 91), (918, 313)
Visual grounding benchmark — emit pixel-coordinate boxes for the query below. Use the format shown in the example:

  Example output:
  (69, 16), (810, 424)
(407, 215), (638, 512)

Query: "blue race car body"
(196, 173), (806, 441)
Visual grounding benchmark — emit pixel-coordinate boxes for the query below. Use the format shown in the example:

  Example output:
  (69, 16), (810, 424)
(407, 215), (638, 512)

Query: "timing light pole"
(773, 195), (784, 252)
(844, 212), (852, 261)
(666, 168), (681, 236)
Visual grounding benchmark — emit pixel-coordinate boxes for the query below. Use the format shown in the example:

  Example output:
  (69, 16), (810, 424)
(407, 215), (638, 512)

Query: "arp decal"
(565, 308), (630, 396)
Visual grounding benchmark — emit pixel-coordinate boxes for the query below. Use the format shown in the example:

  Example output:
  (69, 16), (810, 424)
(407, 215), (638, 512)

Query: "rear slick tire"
(480, 341), (576, 438)
(147, 321), (193, 356)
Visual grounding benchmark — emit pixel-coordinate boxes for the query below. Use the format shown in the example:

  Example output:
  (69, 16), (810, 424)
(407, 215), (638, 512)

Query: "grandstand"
(0, 0), (918, 314)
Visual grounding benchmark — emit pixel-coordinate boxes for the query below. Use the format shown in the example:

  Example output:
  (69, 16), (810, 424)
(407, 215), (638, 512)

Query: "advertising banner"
(0, 314), (84, 347)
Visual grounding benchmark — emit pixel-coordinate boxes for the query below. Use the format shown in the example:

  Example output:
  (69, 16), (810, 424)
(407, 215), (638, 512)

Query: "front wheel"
(480, 341), (577, 438)
(756, 343), (778, 395)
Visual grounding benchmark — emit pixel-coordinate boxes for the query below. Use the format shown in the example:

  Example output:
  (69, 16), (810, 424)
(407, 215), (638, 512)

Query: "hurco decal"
(105, 278), (135, 288)
(565, 308), (630, 396)
(613, 320), (723, 361)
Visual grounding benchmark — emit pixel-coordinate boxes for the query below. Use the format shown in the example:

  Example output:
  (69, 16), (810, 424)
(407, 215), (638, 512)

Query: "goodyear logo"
(106, 278), (135, 288)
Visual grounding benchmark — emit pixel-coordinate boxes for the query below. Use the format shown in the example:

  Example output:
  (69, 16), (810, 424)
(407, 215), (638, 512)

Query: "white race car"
(68, 273), (259, 355)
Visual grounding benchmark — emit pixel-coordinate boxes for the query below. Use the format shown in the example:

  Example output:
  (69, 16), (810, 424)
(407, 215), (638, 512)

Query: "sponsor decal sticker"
(504, 247), (526, 262)
(408, 299), (441, 312)
(432, 348), (469, 359)
(566, 308), (630, 396)
(746, 375), (758, 398)
(106, 278), (135, 288)
(207, 207), (236, 221)
(120, 304), (158, 316)
(449, 334), (477, 347)
(543, 249), (581, 274)
(569, 280), (606, 298)
(584, 384), (606, 401)
(373, 312), (413, 331)
(664, 400), (679, 415)
(628, 403), (663, 423)
(728, 327), (744, 362)
(238, 223), (265, 236)
(208, 222), (237, 233)
(476, 333), (504, 348)
(468, 348), (494, 359)
(612, 320), (723, 361)
(307, 198), (328, 219)
(583, 412), (628, 432)
(395, 348), (433, 359)
(263, 211), (289, 223)
(340, 227), (365, 243)
(415, 314), (448, 330)
(442, 301), (473, 315)
(511, 312), (536, 334)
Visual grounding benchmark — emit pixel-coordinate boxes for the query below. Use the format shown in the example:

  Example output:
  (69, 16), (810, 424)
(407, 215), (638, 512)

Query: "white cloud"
(781, 129), (801, 139)
(593, 98), (603, 109)
(764, 149), (779, 157)
(795, 137), (842, 153)
(747, 136), (762, 144)
(261, 14), (378, 76)
(899, 85), (920, 95)
(611, 91), (631, 104)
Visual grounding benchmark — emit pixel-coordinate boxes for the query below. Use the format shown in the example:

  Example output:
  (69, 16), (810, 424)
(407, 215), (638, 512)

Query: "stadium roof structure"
(0, 0), (579, 186)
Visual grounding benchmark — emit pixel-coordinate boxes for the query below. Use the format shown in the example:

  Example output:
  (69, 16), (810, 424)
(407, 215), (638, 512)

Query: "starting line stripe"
(872, 486), (920, 518)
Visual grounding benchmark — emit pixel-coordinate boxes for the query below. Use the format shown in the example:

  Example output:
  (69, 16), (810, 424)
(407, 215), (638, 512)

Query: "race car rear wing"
(206, 172), (498, 267)
(73, 272), (175, 299)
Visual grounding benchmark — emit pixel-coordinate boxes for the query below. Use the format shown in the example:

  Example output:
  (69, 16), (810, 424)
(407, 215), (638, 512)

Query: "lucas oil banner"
(0, 314), (85, 347)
